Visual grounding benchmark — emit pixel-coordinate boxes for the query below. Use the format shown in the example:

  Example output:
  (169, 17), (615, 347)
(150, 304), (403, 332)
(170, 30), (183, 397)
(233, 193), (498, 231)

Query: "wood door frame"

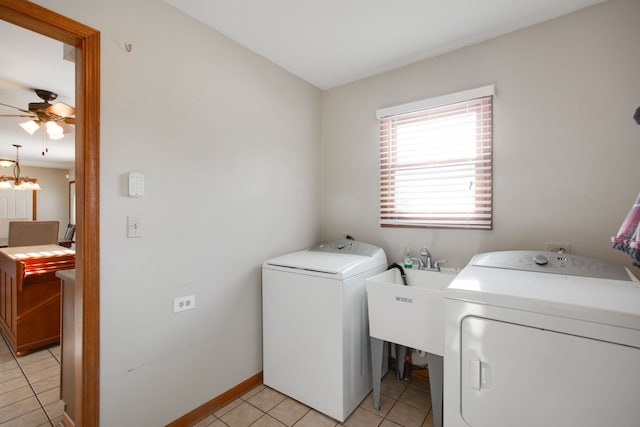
(0, 0), (100, 425)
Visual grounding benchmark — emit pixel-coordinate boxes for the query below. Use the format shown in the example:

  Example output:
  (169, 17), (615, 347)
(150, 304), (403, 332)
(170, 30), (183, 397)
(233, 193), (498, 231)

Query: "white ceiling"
(166, 0), (607, 90)
(0, 20), (75, 169)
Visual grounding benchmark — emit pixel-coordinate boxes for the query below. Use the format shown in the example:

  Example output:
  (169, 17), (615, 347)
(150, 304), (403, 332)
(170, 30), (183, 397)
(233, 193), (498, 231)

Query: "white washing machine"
(444, 251), (640, 427)
(262, 239), (387, 422)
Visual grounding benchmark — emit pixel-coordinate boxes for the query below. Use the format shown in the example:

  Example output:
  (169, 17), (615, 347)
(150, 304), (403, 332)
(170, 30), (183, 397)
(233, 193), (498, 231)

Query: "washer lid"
(309, 239), (382, 257)
(472, 250), (632, 281)
(263, 246), (386, 278)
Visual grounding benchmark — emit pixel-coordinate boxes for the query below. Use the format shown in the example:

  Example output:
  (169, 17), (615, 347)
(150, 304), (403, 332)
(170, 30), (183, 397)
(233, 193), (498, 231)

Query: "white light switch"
(127, 215), (143, 238)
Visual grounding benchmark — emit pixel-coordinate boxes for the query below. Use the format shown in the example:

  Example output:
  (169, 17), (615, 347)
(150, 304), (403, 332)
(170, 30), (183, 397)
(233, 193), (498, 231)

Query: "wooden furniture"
(57, 269), (76, 422)
(0, 244), (75, 356)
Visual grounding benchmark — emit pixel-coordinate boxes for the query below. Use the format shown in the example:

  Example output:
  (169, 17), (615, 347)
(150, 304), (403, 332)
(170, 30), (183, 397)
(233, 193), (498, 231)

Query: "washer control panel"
(310, 239), (381, 257)
(473, 250), (632, 281)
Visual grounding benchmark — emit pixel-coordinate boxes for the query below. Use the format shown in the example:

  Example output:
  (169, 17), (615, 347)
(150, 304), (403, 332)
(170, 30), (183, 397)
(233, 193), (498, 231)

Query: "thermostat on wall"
(128, 172), (144, 197)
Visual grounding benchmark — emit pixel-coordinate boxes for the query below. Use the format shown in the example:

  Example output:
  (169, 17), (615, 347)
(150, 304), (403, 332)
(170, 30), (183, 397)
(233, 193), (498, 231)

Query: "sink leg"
(427, 353), (443, 427)
(396, 345), (407, 380)
(370, 337), (384, 410)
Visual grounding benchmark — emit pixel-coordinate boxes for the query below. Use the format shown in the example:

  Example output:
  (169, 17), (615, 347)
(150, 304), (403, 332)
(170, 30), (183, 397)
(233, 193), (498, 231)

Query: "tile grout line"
(0, 334), (56, 427)
(1, 334), (43, 425)
(239, 384), (418, 427)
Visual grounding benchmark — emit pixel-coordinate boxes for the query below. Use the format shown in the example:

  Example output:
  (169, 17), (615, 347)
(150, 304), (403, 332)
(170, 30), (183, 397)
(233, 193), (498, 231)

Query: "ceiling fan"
(0, 88), (75, 140)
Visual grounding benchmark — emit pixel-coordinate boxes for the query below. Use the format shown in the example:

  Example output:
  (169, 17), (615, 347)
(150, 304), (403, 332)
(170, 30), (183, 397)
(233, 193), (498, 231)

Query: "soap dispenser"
(403, 247), (413, 269)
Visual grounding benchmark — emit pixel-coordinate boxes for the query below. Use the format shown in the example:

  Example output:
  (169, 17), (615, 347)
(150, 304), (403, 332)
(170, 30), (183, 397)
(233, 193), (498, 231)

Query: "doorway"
(0, 0), (100, 425)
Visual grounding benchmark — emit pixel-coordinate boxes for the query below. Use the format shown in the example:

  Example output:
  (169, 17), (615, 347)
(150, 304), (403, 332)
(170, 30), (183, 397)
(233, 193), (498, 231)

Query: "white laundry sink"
(366, 267), (458, 356)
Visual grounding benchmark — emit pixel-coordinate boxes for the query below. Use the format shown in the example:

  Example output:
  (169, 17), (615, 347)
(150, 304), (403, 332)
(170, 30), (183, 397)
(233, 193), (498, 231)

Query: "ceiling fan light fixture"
(19, 120), (40, 135)
(3, 90), (75, 159)
(46, 121), (63, 134)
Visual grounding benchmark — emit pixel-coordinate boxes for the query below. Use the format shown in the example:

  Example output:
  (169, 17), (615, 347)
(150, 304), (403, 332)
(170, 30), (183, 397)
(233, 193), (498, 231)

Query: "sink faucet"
(420, 247), (432, 269)
(417, 247), (446, 272)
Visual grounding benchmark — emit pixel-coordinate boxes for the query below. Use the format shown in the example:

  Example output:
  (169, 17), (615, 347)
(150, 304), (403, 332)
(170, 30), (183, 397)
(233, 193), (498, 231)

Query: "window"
(377, 86), (494, 230)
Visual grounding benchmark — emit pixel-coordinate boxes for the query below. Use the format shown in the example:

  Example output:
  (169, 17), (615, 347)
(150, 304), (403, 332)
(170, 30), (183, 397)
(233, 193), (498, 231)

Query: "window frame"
(377, 86), (494, 230)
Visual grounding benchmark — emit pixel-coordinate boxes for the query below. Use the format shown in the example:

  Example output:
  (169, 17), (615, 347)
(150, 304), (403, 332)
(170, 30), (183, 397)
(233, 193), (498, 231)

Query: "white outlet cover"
(173, 295), (195, 313)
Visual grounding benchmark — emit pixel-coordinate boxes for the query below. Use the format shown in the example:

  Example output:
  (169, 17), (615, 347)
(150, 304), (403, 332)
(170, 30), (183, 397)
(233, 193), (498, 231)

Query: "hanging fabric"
(612, 192), (640, 267)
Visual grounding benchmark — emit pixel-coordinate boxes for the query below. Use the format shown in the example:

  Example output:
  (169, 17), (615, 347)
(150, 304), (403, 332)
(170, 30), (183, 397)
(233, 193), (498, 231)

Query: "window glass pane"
(394, 166), (476, 213)
(395, 112), (478, 164)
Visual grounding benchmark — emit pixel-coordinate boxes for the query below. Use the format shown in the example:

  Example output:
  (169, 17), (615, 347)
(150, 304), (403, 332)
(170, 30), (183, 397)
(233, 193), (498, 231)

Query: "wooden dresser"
(0, 245), (75, 356)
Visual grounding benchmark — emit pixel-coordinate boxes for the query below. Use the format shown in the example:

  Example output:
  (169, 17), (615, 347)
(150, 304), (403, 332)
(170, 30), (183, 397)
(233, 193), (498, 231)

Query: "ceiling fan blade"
(0, 114), (37, 118)
(39, 109), (75, 126)
(0, 101), (32, 115)
(47, 102), (75, 118)
(60, 122), (74, 134)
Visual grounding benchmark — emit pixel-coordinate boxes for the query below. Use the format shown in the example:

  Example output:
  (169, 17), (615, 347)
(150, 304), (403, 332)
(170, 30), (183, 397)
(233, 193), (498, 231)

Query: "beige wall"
(30, 0), (322, 425)
(320, 0), (640, 270)
(25, 166), (71, 228)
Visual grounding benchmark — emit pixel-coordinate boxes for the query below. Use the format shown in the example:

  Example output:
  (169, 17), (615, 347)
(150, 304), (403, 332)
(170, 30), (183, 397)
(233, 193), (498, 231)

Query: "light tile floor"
(1, 332), (433, 427)
(0, 334), (64, 427)
(194, 371), (434, 427)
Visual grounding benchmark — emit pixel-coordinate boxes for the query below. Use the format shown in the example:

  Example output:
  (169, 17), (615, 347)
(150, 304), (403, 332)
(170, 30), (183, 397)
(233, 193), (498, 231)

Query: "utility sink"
(366, 267), (458, 356)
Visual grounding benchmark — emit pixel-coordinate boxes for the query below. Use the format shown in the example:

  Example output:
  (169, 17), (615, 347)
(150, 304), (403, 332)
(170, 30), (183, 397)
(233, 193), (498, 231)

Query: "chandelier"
(0, 145), (41, 190)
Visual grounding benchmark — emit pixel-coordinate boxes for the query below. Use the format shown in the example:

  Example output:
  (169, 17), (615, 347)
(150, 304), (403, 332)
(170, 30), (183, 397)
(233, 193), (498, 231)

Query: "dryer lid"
(472, 250), (632, 281)
(447, 251), (640, 330)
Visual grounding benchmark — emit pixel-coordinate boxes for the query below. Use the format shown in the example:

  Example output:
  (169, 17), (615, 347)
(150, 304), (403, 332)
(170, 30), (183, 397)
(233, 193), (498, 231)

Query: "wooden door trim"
(0, 0), (100, 425)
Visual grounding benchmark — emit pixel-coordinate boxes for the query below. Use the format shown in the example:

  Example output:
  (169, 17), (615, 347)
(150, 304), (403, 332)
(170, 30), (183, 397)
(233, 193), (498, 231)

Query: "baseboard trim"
(166, 371), (263, 427)
(61, 412), (75, 427)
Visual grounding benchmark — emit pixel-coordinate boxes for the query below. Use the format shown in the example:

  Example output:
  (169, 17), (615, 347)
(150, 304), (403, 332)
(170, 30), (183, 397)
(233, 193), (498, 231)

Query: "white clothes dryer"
(262, 239), (387, 422)
(444, 251), (640, 427)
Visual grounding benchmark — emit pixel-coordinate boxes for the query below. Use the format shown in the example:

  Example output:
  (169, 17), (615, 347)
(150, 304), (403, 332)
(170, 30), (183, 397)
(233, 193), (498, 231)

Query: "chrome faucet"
(420, 247), (432, 269)
(418, 247), (446, 272)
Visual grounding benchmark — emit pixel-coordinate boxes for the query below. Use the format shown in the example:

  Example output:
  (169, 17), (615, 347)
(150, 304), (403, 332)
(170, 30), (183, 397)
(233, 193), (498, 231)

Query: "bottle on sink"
(403, 247), (413, 269)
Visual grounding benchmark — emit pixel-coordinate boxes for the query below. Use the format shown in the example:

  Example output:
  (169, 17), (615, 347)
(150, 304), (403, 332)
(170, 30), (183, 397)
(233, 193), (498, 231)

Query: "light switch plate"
(127, 215), (143, 238)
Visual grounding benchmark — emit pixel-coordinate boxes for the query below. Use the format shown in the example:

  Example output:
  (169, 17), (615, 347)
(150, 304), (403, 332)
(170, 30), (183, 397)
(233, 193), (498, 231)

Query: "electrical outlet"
(545, 243), (572, 253)
(173, 295), (195, 313)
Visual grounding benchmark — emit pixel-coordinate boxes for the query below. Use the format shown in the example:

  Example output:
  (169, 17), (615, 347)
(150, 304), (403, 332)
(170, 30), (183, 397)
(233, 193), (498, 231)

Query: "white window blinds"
(378, 87), (494, 230)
